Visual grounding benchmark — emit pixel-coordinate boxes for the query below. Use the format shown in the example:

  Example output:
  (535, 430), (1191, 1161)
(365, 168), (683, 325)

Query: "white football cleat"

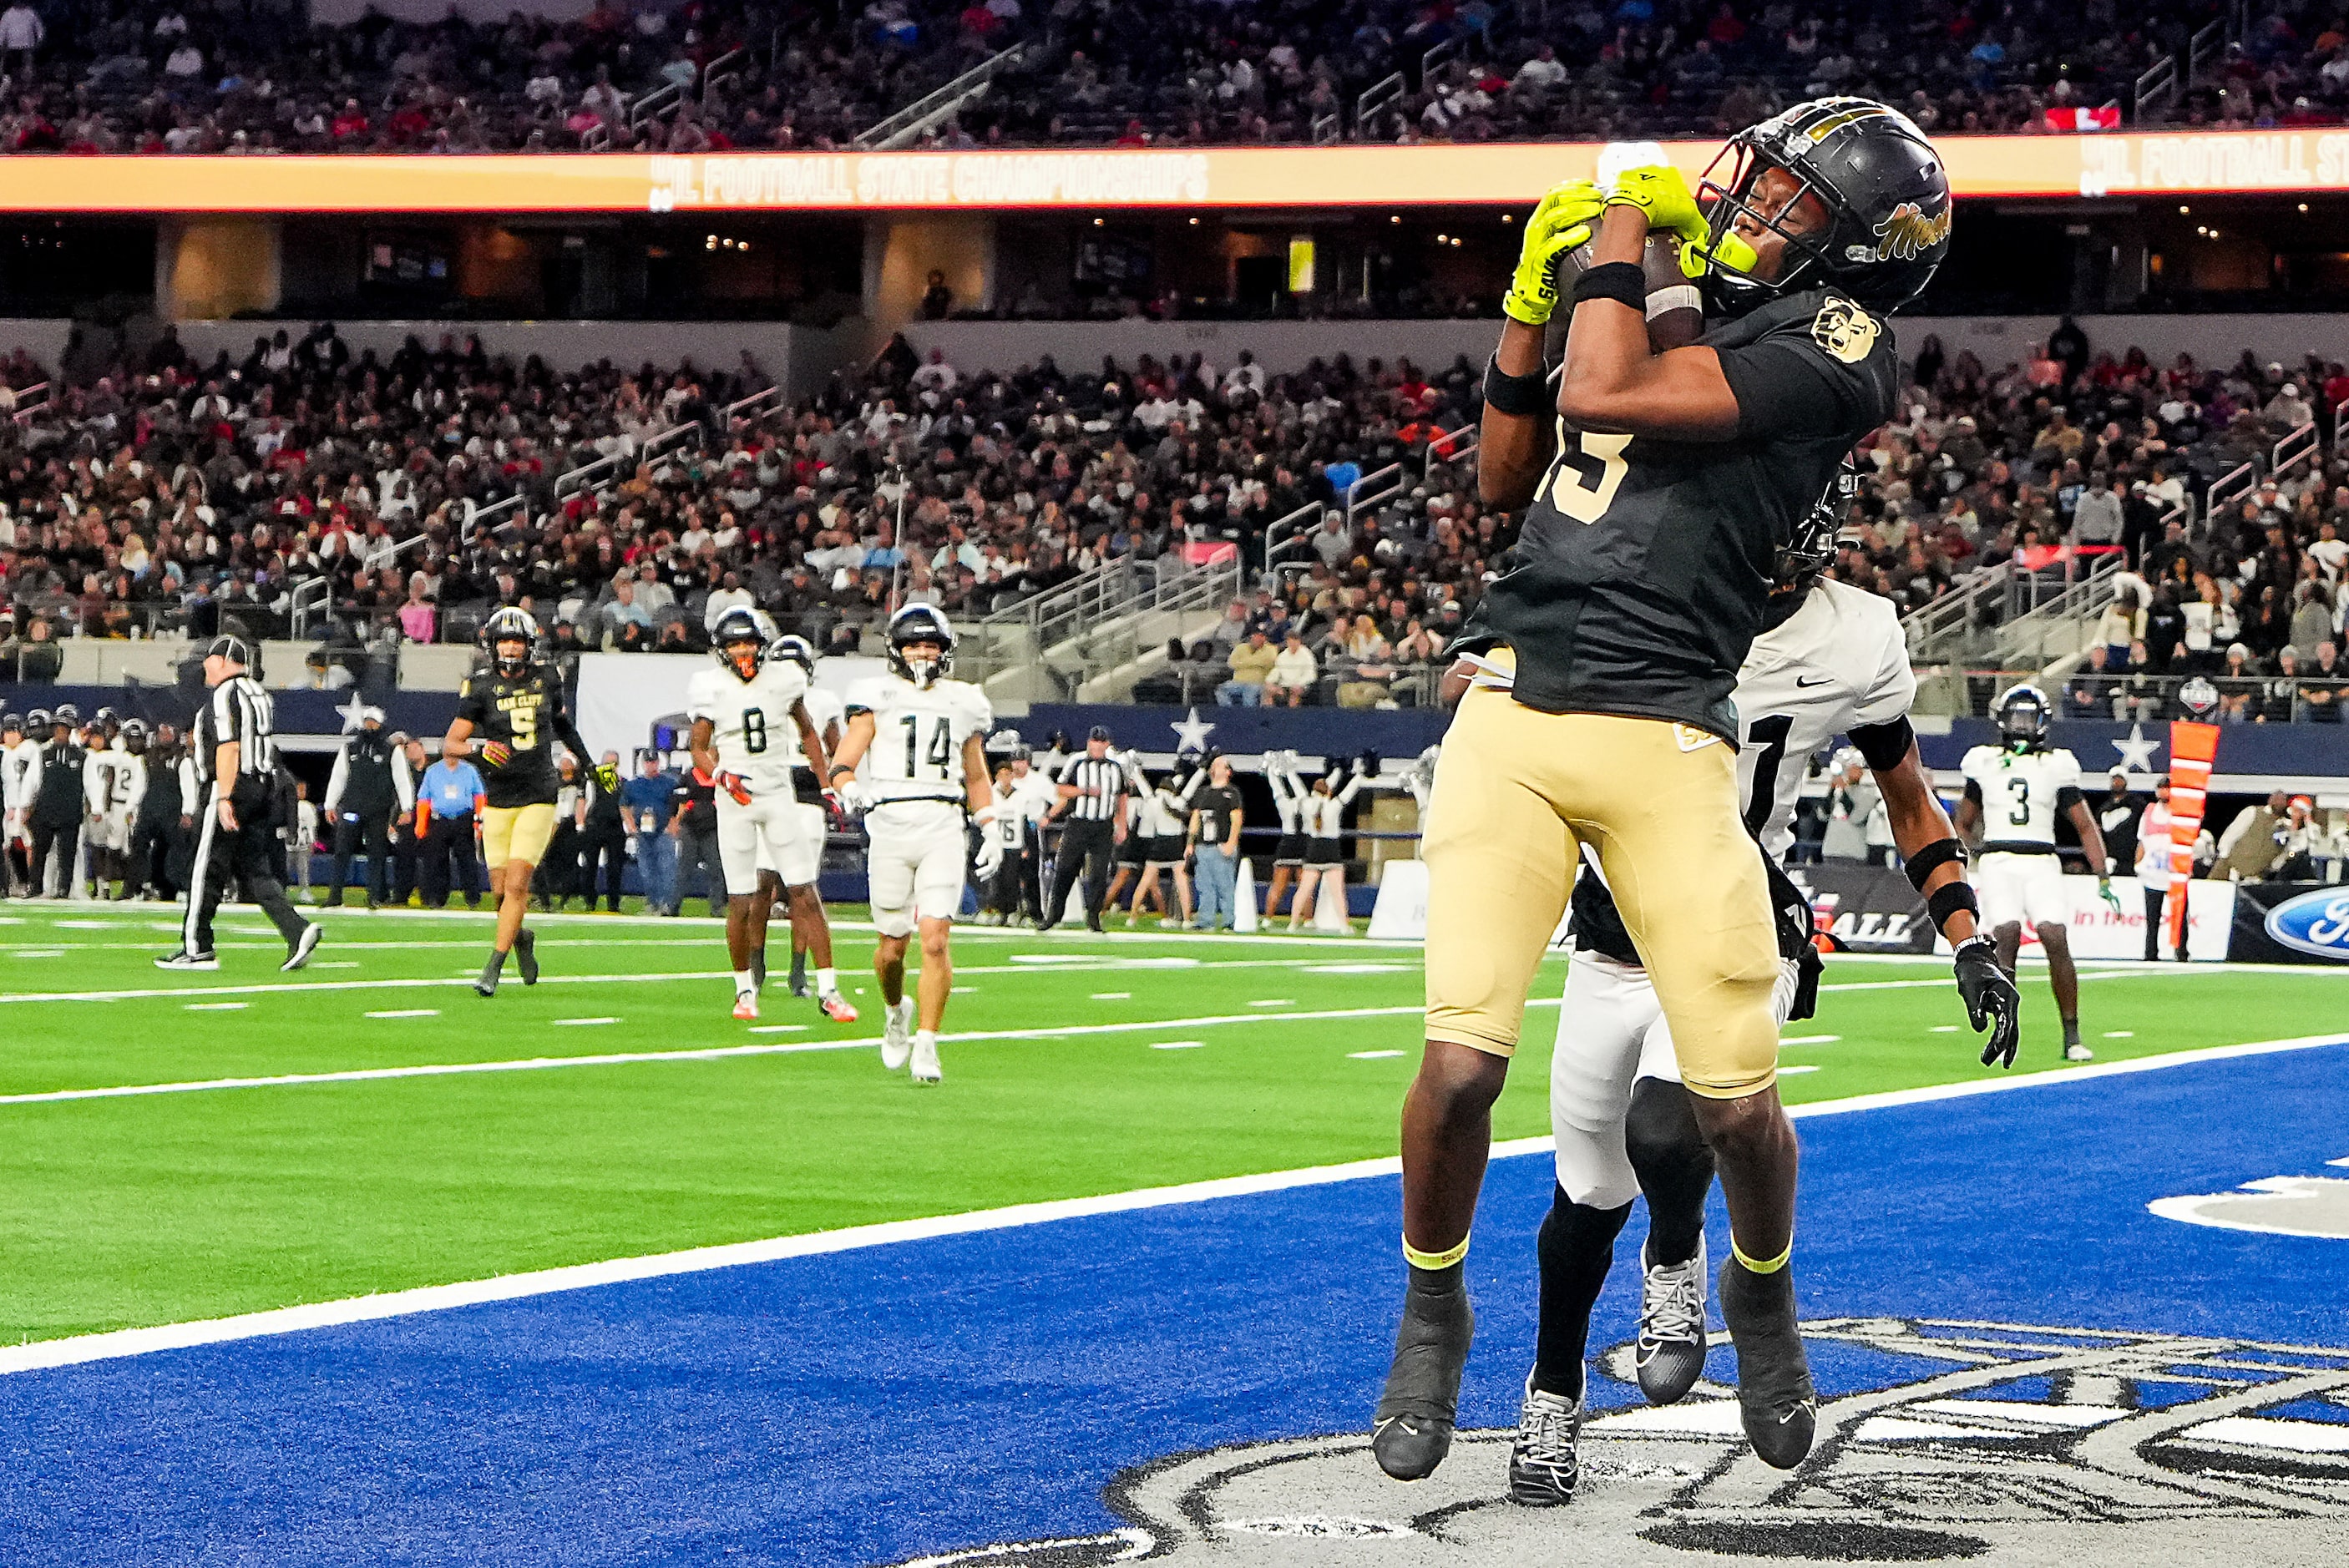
(881, 999), (914, 1071)
(910, 1029), (942, 1084)
(732, 990), (758, 1022)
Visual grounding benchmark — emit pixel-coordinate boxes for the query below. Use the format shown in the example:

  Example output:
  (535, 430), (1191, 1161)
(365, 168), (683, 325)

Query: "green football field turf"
(0, 899), (2341, 1344)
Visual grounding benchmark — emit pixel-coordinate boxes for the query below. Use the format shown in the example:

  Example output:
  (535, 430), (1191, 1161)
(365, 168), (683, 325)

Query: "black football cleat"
(1507, 1373), (1582, 1506)
(281, 924), (322, 974)
(1635, 1237), (1709, 1405)
(473, 953), (503, 999)
(1370, 1274), (1474, 1481)
(514, 928), (539, 986)
(1718, 1256), (1816, 1469)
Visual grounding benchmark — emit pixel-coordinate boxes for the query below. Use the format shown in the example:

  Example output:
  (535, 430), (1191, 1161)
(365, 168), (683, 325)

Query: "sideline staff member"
(155, 637), (322, 972)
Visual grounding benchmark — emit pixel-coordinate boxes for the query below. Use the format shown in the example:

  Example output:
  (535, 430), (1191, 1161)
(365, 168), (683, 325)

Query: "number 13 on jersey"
(1547, 425), (1632, 524)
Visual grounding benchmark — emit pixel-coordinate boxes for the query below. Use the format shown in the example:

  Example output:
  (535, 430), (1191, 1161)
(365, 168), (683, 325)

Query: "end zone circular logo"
(891, 1318), (2349, 1565)
(2264, 888), (2349, 960)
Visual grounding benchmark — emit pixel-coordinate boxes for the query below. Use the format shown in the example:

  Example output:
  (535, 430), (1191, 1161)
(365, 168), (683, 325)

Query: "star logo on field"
(337, 692), (371, 734)
(1169, 706), (1216, 754)
(2112, 722), (2161, 775)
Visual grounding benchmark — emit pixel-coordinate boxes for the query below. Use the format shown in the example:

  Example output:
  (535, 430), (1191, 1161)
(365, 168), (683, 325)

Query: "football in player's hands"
(479, 740), (513, 768)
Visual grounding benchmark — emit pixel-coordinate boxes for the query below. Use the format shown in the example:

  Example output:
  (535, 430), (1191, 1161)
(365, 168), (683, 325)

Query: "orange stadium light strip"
(4, 130), (2349, 214)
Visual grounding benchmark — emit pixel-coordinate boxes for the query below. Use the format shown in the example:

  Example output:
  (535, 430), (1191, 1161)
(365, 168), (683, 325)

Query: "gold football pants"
(1421, 683), (1781, 1099)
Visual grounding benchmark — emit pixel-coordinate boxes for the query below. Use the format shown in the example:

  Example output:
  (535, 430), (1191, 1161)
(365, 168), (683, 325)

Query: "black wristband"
(1903, 835), (1967, 892)
(1927, 880), (1978, 937)
(1572, 260), (1648, 311)
(1481, 354), (1550, 417)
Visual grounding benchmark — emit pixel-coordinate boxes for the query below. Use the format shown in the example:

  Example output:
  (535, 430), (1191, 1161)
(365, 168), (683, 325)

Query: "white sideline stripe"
(3, 1030), (2340, 1378)
(0, 1001), (1506, 1106)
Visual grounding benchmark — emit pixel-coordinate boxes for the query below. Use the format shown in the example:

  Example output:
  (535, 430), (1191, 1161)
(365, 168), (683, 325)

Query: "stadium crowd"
(0, 0), (2334, 157)
(4, 308), (2349, 717)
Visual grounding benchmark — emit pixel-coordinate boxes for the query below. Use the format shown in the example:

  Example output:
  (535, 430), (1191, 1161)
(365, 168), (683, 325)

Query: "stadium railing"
(854, 41), (1031, 150)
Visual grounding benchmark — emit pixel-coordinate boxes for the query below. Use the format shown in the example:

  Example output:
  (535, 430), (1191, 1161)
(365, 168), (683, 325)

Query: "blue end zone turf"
(1, 1044), (2343, 1565)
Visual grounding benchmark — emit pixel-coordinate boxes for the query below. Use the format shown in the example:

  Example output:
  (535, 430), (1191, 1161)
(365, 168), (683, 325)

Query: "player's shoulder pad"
(843, 676), (888, 716)
(1959, 744), (1994, 771)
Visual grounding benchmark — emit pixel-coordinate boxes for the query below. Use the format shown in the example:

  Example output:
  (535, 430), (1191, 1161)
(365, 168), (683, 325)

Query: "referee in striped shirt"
(1040, 725), (1127, 933)
(157, 637), (322, 972)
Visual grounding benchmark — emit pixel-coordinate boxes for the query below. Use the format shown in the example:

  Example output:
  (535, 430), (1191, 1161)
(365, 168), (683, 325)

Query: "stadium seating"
(3, 312), (2347, 720)
(1, 1), (2345, 156)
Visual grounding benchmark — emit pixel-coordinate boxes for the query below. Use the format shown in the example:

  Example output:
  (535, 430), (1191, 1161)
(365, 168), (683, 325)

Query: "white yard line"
(2, 1029), (2338, 1379)
(0, 964), (2302, 1109)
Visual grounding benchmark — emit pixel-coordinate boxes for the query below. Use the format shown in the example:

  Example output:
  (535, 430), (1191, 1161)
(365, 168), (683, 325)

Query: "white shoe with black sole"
(154, 950), (220, 972)
(281, 925), (323, 973)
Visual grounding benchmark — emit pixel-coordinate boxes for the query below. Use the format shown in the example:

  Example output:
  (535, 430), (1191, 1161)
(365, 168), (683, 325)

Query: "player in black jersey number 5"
(1378, 99), (1950, 1482)
(443, 609), (594, 997)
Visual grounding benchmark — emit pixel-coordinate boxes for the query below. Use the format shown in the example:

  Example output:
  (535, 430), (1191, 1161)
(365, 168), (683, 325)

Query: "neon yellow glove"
(1607, 163), (1711, 248)
(1502, 178), (1608, 327)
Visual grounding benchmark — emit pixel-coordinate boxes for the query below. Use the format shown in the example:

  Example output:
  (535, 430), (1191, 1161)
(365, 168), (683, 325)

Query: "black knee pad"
(1625, 1077), (1713, 1181)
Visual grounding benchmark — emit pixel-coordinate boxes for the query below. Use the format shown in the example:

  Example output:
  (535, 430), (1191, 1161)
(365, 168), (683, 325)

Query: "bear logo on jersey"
(1810, 297), (1881, 365)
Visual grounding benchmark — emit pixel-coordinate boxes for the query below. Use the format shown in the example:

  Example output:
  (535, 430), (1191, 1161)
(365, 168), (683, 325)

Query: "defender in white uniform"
(84, 723), (149, 896)
(687, 607), (832, 1022)
(753, 634), (856, 1022)
(1, 711), (37, 898)
(1497, 504), (2021, 1507)
(827, 604), (998, 1085)
(1954, 682), (2119, 1063)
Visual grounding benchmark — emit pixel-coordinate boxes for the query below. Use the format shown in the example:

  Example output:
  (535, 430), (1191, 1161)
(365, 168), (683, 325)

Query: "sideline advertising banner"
(2226, 881), (2349, 965)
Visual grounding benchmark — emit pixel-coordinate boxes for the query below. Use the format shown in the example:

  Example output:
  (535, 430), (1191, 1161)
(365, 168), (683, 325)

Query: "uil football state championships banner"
(12, 129), (2349, 214)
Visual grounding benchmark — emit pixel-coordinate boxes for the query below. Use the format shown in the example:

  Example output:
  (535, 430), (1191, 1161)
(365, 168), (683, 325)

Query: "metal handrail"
(465, 493), (529, 542)
(1345, 461), (1405, 526)
(853, 42), (1028, 150)
(1262, 498), (1323, 570)
(1422, 34), (1463, 87)
(1991, 550), (2124, 668)
(7, 380), (50, 423)
(2274, 420), (2318, 479)
(2205, 458), (2256, 524)
(631, 79), (685, 127)
(2133, 53), (2179, 123)
(2188, 19), (2225, 87)
(289, 575), (332, 640)
(1425, 424), (1477, 473)
(580, 119), (612, 151)
(553, 417), (701, 503)
(1310, 110), (1339, 145)
(1901, 561), (2012, 660)
(722, 384), (784, 427)
(701, 47), (747, 104)
(1355, 72), (1405, 131)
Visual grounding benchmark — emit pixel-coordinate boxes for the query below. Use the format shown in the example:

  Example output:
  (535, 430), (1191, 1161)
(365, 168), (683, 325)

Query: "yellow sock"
(1731, 1237), (1793, 1275)
(1403, 1233), (1470, 1271)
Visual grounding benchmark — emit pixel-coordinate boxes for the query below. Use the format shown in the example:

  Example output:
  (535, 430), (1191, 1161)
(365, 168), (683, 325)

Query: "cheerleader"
(1288, 756), (1367, 933)
(1131, 759), (1205, 927)
(1262, 749), (1309, 918)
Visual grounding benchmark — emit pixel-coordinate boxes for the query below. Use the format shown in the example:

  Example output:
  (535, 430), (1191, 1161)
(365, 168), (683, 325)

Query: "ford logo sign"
(2263, 888), (2349, 960)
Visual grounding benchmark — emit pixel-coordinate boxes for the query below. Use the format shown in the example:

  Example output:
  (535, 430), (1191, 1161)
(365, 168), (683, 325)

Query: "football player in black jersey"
(1376, 98), (1949, 1482)
(443, 608), (594, 997)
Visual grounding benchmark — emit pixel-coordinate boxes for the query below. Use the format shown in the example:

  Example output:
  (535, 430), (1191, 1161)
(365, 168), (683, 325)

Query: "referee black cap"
(1087, 724), (1114, 742)
(205, 635), (252, 665)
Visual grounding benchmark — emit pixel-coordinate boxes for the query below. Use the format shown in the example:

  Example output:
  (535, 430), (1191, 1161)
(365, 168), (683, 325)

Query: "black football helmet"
(711, 607), (767, 681)
(886, 604), (955, 688)
(1765, 456), (1861, 628)
(24, 708), (49, 734)
(120, 718), (149, 752)
(1693, 96), (1951, 317)
(52, 702), (78, 727)
(767, 633), (817, 682)
(0, 711), (19, 736)
(482, 606), (539, 678)
(1994, 683), (2052, 752)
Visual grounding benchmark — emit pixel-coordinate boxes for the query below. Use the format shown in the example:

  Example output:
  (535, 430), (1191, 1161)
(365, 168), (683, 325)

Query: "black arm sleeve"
(1848, 716), (1915, 773)
(453, 678), (487, 728)
(2055, 786), (2085, 817)
(1962, 779), (1984, 807)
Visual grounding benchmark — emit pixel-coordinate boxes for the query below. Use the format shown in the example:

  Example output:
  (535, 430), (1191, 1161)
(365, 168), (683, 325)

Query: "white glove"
(973, 829), (1003, 880)
(835, 776), (873, 814)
